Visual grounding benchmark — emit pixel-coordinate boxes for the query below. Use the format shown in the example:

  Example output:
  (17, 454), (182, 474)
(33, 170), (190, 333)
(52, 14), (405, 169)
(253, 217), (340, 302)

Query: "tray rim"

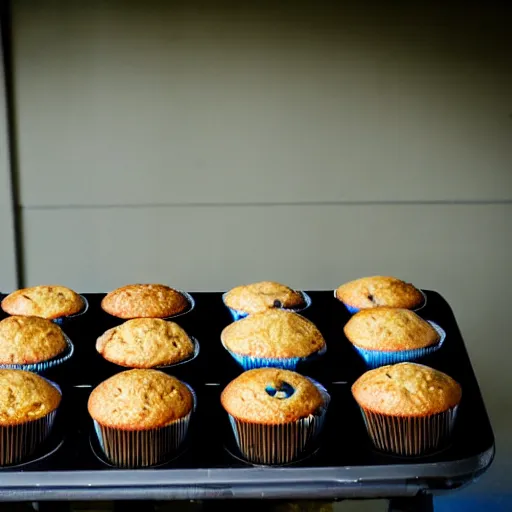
(0, 444), (494, 500)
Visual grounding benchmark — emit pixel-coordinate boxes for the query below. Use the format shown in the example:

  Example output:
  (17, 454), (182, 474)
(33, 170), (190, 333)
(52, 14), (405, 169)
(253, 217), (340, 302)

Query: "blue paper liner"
(0, 378), (61, 466)
(222, 341), (327, 371)
(93, 382), (196, 469)
(52, 295), (89, 325)
(352, 321), (445, 369)
(223, 290), (311, 321)
(227, 378), (330, 465)
(0, 334), (74, 374)
(334, 289), (427, 315)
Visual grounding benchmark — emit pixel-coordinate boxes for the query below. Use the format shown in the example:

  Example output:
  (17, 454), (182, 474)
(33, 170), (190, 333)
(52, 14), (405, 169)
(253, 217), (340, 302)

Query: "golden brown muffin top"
(101, 284), (189, 319)
(0, 316), (68, 365)
(1, 285), (84, 320)
(336, 276), (424, 310)
(221, 368), (325, 424)
(221, 309), (325, 358)
(96, 318), (195, 368)
(351, 363), (461, 417)
(0, 369), (61, 426)
(224, 281), (304, 315)
(88, 369), (193, 430)
(344, 308), (439, 352)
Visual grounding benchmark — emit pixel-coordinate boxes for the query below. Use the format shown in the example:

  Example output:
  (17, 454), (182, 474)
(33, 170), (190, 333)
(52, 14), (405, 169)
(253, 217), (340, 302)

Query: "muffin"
(96, 318), (196, 369)
(221, 309), (326, 370)
(335, 276), (425, 313)
(343, 308), (444, 368)
(1, 285), (85, 321)
(0, 369), (61, 465)
(221, 368), (330, 464)
(101, 284), (191, 319)
(352, 363), (461, 456)
(223, 281), (309, 320)
(0, 316), (72, 372)
(88, 369), (194, 467)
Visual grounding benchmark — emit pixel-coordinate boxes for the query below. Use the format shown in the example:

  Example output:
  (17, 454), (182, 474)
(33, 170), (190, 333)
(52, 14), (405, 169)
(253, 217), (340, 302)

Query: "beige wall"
(0, 21), (17, 291)
(10, 0), (512, 496)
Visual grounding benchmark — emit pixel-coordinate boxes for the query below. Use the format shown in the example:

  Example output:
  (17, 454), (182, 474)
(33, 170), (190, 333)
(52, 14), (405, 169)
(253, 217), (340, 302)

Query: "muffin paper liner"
(353, 321), (446, 369)
(223, 291), (312, 321)
(227, 378), (330, 465)
(93, 383), (196, 468)
(0, 334), (75, 374)
(53, 295), (89, 325)
(0, 379), (61, 466)
(222, 342), (327, 371)
(359, 405), (458, 457)
(334, 290), (427, 314)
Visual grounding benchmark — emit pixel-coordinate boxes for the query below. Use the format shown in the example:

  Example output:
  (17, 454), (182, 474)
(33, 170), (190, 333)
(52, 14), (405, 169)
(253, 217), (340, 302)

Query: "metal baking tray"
(0, 291), (494, 501)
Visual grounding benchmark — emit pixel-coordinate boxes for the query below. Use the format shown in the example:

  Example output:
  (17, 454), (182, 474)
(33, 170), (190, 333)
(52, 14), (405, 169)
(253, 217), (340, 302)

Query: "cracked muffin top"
(221, 309), (325, 358)
(224, 281), (305, 315)
(96, 318), (195, 368)
(101, 284), (189, 319)
(335, 276), (424, 310)
(88, 369), (193, 430)
(0, 369), (61, 426)
(351, 363), (461, 416)
(221, 368), (325, 424)
(0, 316), (68, 365)
(1, 285), (84, 320)
(344, 308), (439, 352)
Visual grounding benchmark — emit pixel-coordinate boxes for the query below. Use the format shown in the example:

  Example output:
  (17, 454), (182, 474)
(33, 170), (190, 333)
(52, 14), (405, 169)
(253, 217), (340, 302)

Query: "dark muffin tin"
(0, 291), (494, 501)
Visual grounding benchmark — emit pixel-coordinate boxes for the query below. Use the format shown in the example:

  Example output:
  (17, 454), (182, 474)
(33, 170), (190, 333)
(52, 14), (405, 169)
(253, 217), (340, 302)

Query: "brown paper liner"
(94, 414), (191, 468)
(359, 406), (458, 456)
(0, 410), (57, 466)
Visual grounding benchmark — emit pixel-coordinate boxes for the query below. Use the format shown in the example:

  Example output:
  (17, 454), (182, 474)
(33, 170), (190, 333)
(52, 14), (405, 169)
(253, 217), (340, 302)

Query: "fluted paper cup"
(0, 380), (60, 466)
(227, 379), (330, 465)
(223, 343), (327, 371)
(353, 321), (446, 369)
(93, 383), (196, 468)
(359, 405), (458, 456)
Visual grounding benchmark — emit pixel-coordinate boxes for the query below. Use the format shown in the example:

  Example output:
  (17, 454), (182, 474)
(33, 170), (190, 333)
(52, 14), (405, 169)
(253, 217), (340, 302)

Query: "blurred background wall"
(0, 19), (16, 291)
(0, 0), (511, 504)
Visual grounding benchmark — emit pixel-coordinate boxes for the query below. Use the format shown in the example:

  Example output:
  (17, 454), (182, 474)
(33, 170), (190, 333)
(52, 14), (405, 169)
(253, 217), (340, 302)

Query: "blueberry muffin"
(221, 368), (329, 464)
(336, 276), (424, 312)
(88, 369), (194, 467)
(352, 363), (461, 455)
(0, 369), (61, 465)
(224, 281), (306, 318)
(344, 308), (439, 351)
(101, 284), (190, 319)
(0, 316), (68, 367)
(344, 308), (443, 368)
(96, 318), (195, 368)
(1, 285), (84, 320)
(221, 309), (325, 369)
